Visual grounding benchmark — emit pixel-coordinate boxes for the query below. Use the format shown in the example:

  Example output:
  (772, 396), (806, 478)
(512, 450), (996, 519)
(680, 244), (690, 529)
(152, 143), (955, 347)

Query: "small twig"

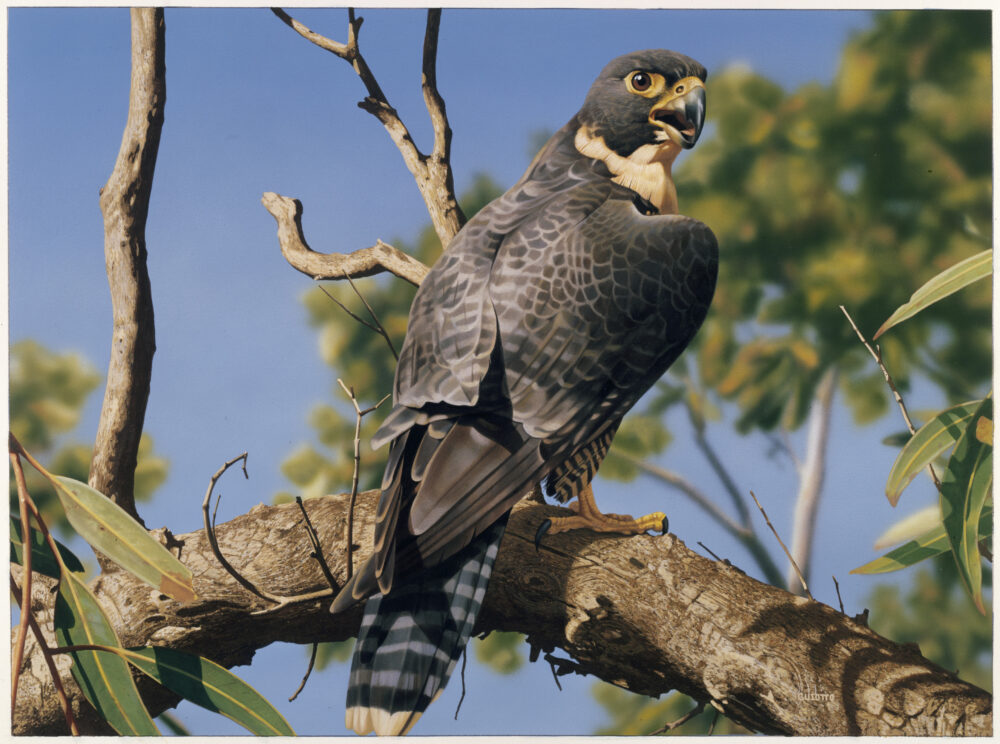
(201, 453), (271, 600)
(547, 657), (563, 691)
(199, 456), (332, 613)
(697, 542), (724, 563)
(10, 451), (34, 716)
(840, 305), (940, 490)
(344, 273), (398, 361)
(288, 642), (319, 702)
(650, 700), (706, 735)
(453, 646), (468, 720)
(338, 379), (391, 579)
(832, 575), (845, 614)
(295, 497), (339, 591)
(707, 709), (720, 735)
(316, 283), (380, 334)
(750, 491), (813, 600)
(9, 579), (79, 735)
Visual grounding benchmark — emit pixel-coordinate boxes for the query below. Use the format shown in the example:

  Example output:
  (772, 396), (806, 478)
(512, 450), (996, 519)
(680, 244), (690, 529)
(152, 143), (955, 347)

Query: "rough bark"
(90, 7), (165, 526)
(12, 490), (991, 736)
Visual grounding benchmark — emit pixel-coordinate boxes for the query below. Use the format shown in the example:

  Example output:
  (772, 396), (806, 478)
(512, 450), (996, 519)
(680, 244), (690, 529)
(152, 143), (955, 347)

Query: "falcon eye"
(629, 71), (652, 92)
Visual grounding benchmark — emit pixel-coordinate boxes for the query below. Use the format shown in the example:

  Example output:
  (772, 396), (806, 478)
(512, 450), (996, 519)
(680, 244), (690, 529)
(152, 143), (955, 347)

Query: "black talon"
(535, 519), (552, 551)
(660, 516), (670, 535)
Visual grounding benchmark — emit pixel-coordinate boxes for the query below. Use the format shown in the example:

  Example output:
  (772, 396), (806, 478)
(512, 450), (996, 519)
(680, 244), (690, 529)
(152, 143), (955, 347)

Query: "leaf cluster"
(10, 446), (294, 735)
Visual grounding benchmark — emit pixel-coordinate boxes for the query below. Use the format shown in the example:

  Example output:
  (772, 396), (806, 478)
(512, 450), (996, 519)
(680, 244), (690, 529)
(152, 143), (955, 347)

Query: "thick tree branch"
(90, 8), (165, 525)
(13, 491), (991, 736)
(261, 191), (429, 287)
(271, 7), (464, 245)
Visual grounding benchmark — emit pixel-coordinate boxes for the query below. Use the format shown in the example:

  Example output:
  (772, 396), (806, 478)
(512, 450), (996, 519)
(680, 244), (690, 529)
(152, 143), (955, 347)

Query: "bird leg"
(535, 483), (668, 549)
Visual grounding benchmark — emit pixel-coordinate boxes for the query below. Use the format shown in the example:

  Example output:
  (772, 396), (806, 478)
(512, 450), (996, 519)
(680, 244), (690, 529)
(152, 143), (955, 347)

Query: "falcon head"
(577, 49), (707, 159)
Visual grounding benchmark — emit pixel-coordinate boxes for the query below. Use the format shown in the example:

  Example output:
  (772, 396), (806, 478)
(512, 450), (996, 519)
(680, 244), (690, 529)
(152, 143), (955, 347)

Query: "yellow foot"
(535, 481), (669, 549)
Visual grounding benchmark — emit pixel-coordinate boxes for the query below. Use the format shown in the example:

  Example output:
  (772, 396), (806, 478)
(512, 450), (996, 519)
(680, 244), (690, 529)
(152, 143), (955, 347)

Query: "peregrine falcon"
(330, 49), (718, 735)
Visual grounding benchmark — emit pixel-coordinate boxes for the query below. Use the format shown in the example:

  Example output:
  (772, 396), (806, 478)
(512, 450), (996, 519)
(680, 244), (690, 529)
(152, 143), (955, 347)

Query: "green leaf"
(119, 647), (295, 736)
(10, 514), (85, 578)
(852, 505), (992, 575)
(50, 476), (196, 602)
(874, 249), (992, 339)
(939, 395), (993, 614)
(872, 504), (940, 550)
(54, 571), (160, 735)
(885, 400), (982, 505)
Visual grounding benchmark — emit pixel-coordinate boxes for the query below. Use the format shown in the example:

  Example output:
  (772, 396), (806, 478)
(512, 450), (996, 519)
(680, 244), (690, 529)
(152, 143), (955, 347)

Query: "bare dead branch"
(750, 491), (812, 600)
(90, 7), (165, 526)
(269, 8), (464, 245)
(261, 192), (429, 287)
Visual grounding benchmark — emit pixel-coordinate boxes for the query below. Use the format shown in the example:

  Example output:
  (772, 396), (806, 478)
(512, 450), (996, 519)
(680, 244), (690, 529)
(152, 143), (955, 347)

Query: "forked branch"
(270, 7), (464, 245)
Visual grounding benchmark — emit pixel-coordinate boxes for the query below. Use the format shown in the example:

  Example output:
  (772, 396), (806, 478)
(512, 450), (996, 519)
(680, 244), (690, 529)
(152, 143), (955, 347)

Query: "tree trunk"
(12, 490), (991, 736)
(90, 7), (165, 526)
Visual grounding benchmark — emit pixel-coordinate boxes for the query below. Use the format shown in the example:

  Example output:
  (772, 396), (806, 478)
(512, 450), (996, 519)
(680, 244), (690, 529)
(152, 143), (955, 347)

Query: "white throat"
(574, 127), (681, 215)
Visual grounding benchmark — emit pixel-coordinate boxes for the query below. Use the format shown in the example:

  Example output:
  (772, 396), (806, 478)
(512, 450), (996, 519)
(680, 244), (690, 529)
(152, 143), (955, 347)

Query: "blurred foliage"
(867, 554), (992, 692)
(677, 9), (991, 432)
(593, 684), (747, 736)
(474, 631), (525, 675)
(9, 340), (168, 533)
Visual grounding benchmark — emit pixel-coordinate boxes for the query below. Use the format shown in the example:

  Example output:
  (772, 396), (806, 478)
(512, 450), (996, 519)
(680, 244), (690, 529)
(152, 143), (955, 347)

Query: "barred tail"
(344, 517), (507, 736)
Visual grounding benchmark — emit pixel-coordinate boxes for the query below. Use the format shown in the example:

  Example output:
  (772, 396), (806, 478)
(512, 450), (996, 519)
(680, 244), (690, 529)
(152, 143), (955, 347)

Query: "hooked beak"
(649, 76), (706, 149)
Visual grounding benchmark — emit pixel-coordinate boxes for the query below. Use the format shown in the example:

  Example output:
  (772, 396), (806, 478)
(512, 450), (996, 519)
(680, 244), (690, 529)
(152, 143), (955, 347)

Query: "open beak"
(649, 76), (706, 149)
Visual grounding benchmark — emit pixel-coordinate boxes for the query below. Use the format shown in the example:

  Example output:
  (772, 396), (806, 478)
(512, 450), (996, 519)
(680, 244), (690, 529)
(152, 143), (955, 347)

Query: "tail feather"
(345, 516), (506, 735)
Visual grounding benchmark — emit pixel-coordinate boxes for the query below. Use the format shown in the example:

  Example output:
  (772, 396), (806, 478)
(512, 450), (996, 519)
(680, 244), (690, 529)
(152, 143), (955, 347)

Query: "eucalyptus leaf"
(54, 571), (159, 735)
(49, 475), (195, 602)
(939, 396), (993, 613)
(120, 646), (295, 736)
(10, 514), (85, 578)
(885, 400), (981, 505)
(874, 249), (992, 339)
(852, 505), (992, 575)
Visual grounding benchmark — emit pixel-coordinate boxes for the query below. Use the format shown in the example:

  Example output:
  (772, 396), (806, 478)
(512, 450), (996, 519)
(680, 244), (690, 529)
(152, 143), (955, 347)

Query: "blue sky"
(9, 6), (963, 736)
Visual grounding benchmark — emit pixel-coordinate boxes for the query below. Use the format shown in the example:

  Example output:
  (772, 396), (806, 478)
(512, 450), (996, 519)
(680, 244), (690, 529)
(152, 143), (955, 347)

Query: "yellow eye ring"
(625, 70), (665, 97)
